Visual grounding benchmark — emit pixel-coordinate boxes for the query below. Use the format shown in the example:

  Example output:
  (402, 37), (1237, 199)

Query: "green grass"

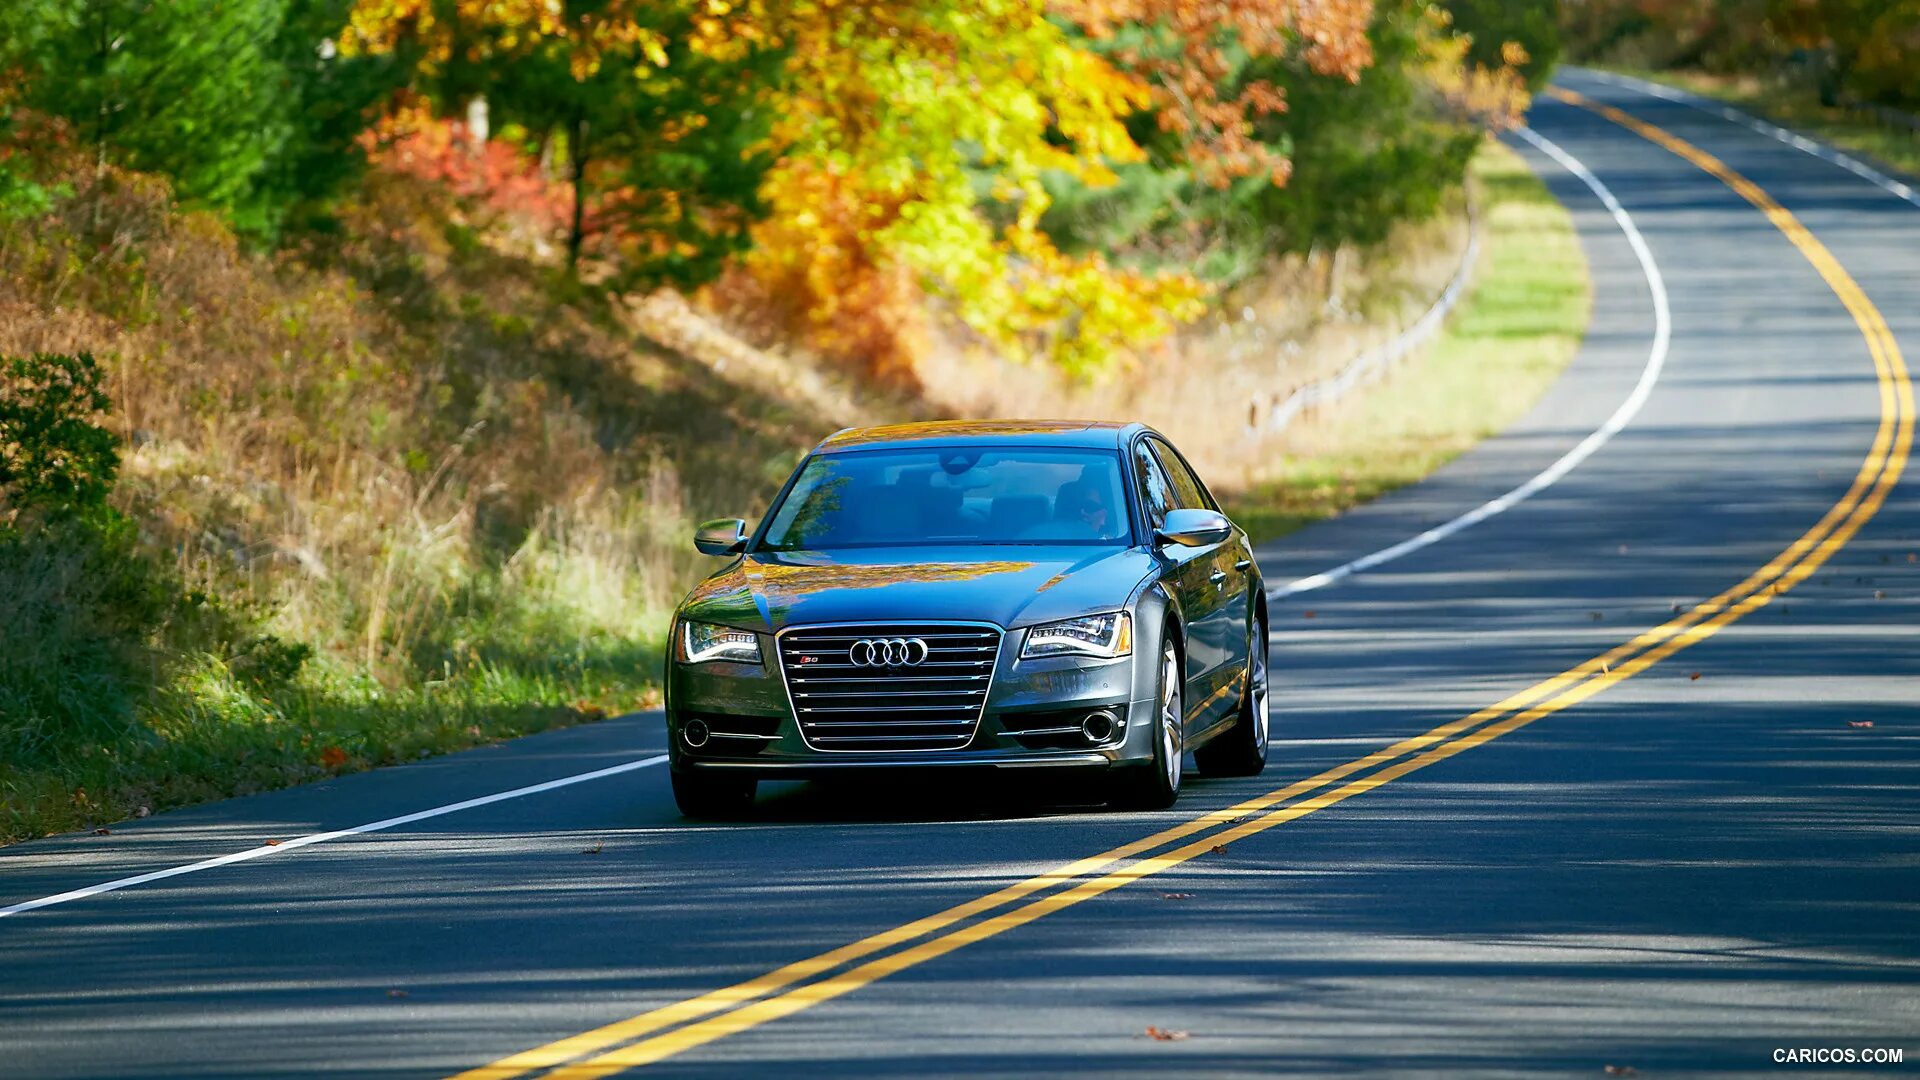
(0, 643), (666, 844)
(1225, 140), (1591, 542)
(1602, 67), (1920, 179)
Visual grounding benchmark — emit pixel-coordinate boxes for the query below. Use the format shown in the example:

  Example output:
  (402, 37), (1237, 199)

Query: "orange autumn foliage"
(1054, 0), (1378, 187)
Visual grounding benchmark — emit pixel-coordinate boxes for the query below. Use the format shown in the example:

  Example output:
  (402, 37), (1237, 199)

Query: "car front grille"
(778, 624), (1001, 751)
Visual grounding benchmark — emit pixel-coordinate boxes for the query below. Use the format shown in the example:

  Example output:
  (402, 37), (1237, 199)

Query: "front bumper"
(667, 630), (1157, 775)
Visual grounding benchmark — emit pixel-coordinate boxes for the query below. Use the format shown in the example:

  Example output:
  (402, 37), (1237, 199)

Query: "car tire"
(1194, 613), (1269, 777)
(671, 769), (757, 818)
(1108, 637), (1183, 811)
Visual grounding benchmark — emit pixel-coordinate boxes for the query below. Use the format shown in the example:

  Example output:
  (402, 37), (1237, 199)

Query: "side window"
(1131, 440), (1175, 530)
(1150, 438), (1214, 511)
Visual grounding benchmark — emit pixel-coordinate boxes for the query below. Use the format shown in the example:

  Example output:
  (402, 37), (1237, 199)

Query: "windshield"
(759, 447), (1132, 551)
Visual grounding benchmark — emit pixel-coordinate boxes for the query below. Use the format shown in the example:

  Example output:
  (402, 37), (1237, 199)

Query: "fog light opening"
(683, 718), (711, 749)
(1081, 709), (1118, 744)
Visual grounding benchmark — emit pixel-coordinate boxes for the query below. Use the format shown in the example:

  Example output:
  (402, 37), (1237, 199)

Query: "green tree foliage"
(1564, 0), (1920, 110)
(257, 0), (412, 234)
(0, 0), (399, 239)
(1444, 0), (1563, 90)
(1245, 0), (1487, 255)
(4, 0), (290, 232)
(0, 353), (174, 754)
(0, 98), (55, 222)
(1041, 0), (1501, 284)
(0, 352), (120, 511)
(1769, 0), (1920, 109)
(480, 5), (781, 287)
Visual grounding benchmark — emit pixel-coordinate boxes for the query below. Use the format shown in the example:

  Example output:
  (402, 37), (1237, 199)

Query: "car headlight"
(1021, 611), (1133, 660)
(677, 621), (763, 665)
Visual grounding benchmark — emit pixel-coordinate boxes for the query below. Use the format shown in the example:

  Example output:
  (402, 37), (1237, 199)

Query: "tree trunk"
(567, 110), (589, 272)
(1324, 244), (1346, 315)
(464, 95), (490, 152)
(90, 1), (115, 231)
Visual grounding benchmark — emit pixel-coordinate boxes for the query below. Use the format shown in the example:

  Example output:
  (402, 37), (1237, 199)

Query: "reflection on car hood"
(678, 545), (1159, 633)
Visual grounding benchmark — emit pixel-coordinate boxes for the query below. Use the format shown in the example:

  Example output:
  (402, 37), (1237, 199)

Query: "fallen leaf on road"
(1874, 590), (1886, 599)
(582, 841), (605, 855)
(319, 746), (348, 769)
(1208, 844), (1227, 855)
(92, 827), (111, 836)
(1689, 672), (1702, 681)
(263, 839), (281, 846)
(1849, 720), (1874, 728)
(1144, 1026), (1188, 1042)
(1604, 1066), (1637, 1077)
(1302, 610), (1316, 619)
(1158, 893), (1194, 901)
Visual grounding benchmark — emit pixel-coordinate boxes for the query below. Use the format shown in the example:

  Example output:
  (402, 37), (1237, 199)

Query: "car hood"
(679, 545), (1159, 633)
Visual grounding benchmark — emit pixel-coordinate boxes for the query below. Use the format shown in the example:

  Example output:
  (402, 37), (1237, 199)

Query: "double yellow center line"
(454, 90), (1913, 1078)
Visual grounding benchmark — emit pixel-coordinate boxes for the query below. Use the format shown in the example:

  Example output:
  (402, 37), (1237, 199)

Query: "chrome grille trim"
(775, 621), (1002, 752)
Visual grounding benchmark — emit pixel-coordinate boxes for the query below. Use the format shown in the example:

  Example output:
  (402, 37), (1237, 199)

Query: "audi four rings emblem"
(849, 637), (930, 667)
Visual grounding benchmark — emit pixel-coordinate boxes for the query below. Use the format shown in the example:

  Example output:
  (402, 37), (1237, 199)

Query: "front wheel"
(671, 769), (757, 819)
(1108, 638), (1183, 810)
(1194, 614), (1268, 777)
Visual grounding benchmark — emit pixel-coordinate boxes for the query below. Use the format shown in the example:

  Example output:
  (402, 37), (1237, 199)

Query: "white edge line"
(1268, 124), (1673, 601)
(0, 753), (670, 919)
(1576, 67), (1920, 209)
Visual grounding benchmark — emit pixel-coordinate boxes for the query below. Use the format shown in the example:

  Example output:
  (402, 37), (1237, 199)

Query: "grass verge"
(1224, 140), (1591, 542)
(0, 661), (654, 844)
(1596, 67), (1920, 180)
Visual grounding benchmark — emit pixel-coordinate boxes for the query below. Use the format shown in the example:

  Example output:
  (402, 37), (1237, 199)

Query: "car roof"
(815, 419), (1145, 453)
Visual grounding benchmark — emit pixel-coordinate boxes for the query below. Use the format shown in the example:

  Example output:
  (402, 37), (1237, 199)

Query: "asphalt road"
(4, 71), (1917, 1078)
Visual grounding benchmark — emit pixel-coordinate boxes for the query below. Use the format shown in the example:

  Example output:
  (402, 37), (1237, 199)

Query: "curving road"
(4, 71), (1918, 1077)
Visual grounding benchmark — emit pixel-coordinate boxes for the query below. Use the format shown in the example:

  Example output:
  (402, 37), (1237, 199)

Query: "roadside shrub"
(0, 352), (177, 759)
(0, 351), (119, 509)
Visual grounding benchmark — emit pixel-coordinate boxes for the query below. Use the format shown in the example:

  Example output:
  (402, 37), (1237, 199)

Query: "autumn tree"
(1051, 0), (1378, 189)
(730, 0), (1209, 380)
(1443, 0), (1561, 90)
(344, 0), (777, 285)
(486, 7), (779, 285)
(259, 0), (413, 235)
(345, 0), (1527, 378)
(1768, 0), (1920, 108)
(1042, 0), (1527, 283)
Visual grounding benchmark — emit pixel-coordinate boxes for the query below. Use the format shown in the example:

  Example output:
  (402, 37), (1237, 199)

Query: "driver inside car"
(1052, 478), (1111, 538)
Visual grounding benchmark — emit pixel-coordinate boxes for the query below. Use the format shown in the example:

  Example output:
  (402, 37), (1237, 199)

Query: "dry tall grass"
(866, 191), (1470, 490)
(0, 152), (854, 701)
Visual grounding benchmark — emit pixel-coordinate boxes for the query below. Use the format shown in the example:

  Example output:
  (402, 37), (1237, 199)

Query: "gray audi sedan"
(665, 420), (1268, 817)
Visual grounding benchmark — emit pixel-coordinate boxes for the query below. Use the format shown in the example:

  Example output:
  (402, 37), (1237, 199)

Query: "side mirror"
(694, 518), (748, 556)
(1156, 508), (1232, 548)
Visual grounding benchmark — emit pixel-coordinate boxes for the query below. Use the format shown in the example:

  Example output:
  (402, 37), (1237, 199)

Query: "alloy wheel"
(1250, 627), (1269, 753)
(1160, 643), (1182, 792)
